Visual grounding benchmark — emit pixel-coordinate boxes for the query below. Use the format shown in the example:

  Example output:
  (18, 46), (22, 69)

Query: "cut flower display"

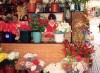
(55, 22), (71, 34)
(62, 40), (94, 73)
(20, 53), (45, 72)
(7, 51), (20, 67)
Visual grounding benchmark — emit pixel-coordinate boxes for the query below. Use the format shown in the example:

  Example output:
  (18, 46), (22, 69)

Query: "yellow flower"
(0, 53), (8, 62)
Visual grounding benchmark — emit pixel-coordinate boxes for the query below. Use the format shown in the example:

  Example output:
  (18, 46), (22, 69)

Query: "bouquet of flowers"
(20, 53), (45, 72)
(62, 40), (94, 73)
(7, 51), (20, 67)
(55, 22), (71, 34)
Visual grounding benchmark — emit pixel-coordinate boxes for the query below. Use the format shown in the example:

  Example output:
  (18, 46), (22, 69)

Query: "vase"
(32, 32), (41, 43)
(54, 34), (64, 43)
(20, 30), (31, 43)
(28, 71), (40, 73)
(28, 3), (36, 13)
(4, 65), (15, 73)
(0, 69), (3, 73)
(4, 32), (16, 43)
(51, 2), (59, 12)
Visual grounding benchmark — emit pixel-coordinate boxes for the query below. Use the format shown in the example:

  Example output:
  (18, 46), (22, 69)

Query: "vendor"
(42, 13), (57, 42)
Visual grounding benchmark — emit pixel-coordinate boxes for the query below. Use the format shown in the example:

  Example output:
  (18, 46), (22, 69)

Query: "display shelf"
(1, 43), (65, 70)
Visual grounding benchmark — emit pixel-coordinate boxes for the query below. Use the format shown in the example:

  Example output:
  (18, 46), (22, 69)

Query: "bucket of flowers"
(62, 40), (94, 73)
(54, 22), (71, 43)
(20, 53), (45, 73)
(4, 51), (20, 73)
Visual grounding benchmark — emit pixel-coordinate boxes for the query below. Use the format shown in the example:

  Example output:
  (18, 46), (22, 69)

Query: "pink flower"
(20, 61), (25, 66)
(76, 62), (84, 73)
(25, 61), (33, 68)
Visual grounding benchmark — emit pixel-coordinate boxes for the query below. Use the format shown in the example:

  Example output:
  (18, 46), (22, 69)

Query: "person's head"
(48, 13), (56, 21)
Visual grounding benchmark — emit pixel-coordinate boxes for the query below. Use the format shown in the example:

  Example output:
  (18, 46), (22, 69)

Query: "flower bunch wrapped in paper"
(20, 53), (45, 72)
(62, 40), (94, 73)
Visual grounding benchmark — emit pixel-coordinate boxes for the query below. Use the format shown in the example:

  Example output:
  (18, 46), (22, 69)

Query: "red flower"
(62, 40), (95, 60)
(32, 59), (40, 66)
(74, 56), (82, 61)
(64, 63), (69, 67)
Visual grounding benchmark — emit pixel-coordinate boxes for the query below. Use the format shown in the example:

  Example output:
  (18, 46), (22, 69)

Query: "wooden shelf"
(1, 43), (65, 70)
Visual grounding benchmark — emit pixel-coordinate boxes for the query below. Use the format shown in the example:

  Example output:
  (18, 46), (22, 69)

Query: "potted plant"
(18, 21), (32, 43)
(54, 22), (71, 43)
(29, 14), (48, 43)
(62, 40), (94, 73)
(0, 15), (19, 43)
(20, 53), (45, 73)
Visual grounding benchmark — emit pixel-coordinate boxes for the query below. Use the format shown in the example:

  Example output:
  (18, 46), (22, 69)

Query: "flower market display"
(62, 40), (94, 73)
(20, 53), (45, 73)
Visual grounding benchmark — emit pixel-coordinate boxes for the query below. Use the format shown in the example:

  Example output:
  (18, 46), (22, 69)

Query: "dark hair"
(48, 13), (56, 20)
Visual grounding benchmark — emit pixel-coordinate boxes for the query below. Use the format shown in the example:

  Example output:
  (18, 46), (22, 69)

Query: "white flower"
(56, 22), (71, 33)
(24, 53), (35, 59)
(7, 52), (16, 60)
(15, 52), (20, 58)
(43, 62), (66, 73)
(31, 65), (36, 71)
(7, 51), (20, 60)
(33, 54), (37, 57)
(43, 0), (49, 3)
(39, 60), (45, 66)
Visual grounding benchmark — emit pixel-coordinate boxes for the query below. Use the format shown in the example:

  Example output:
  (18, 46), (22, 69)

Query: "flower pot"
(4, 32), (15, 43)
(51, 2), (59, 12)
(0, 69), (4, 73)
(32, 32), (41, 43)
(28, 3), (36, 13)
(20, 30), (31, 43)
(54, 34), (64, 43)
(4, 65), (15, 73)
(28, 71), (40, 73)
